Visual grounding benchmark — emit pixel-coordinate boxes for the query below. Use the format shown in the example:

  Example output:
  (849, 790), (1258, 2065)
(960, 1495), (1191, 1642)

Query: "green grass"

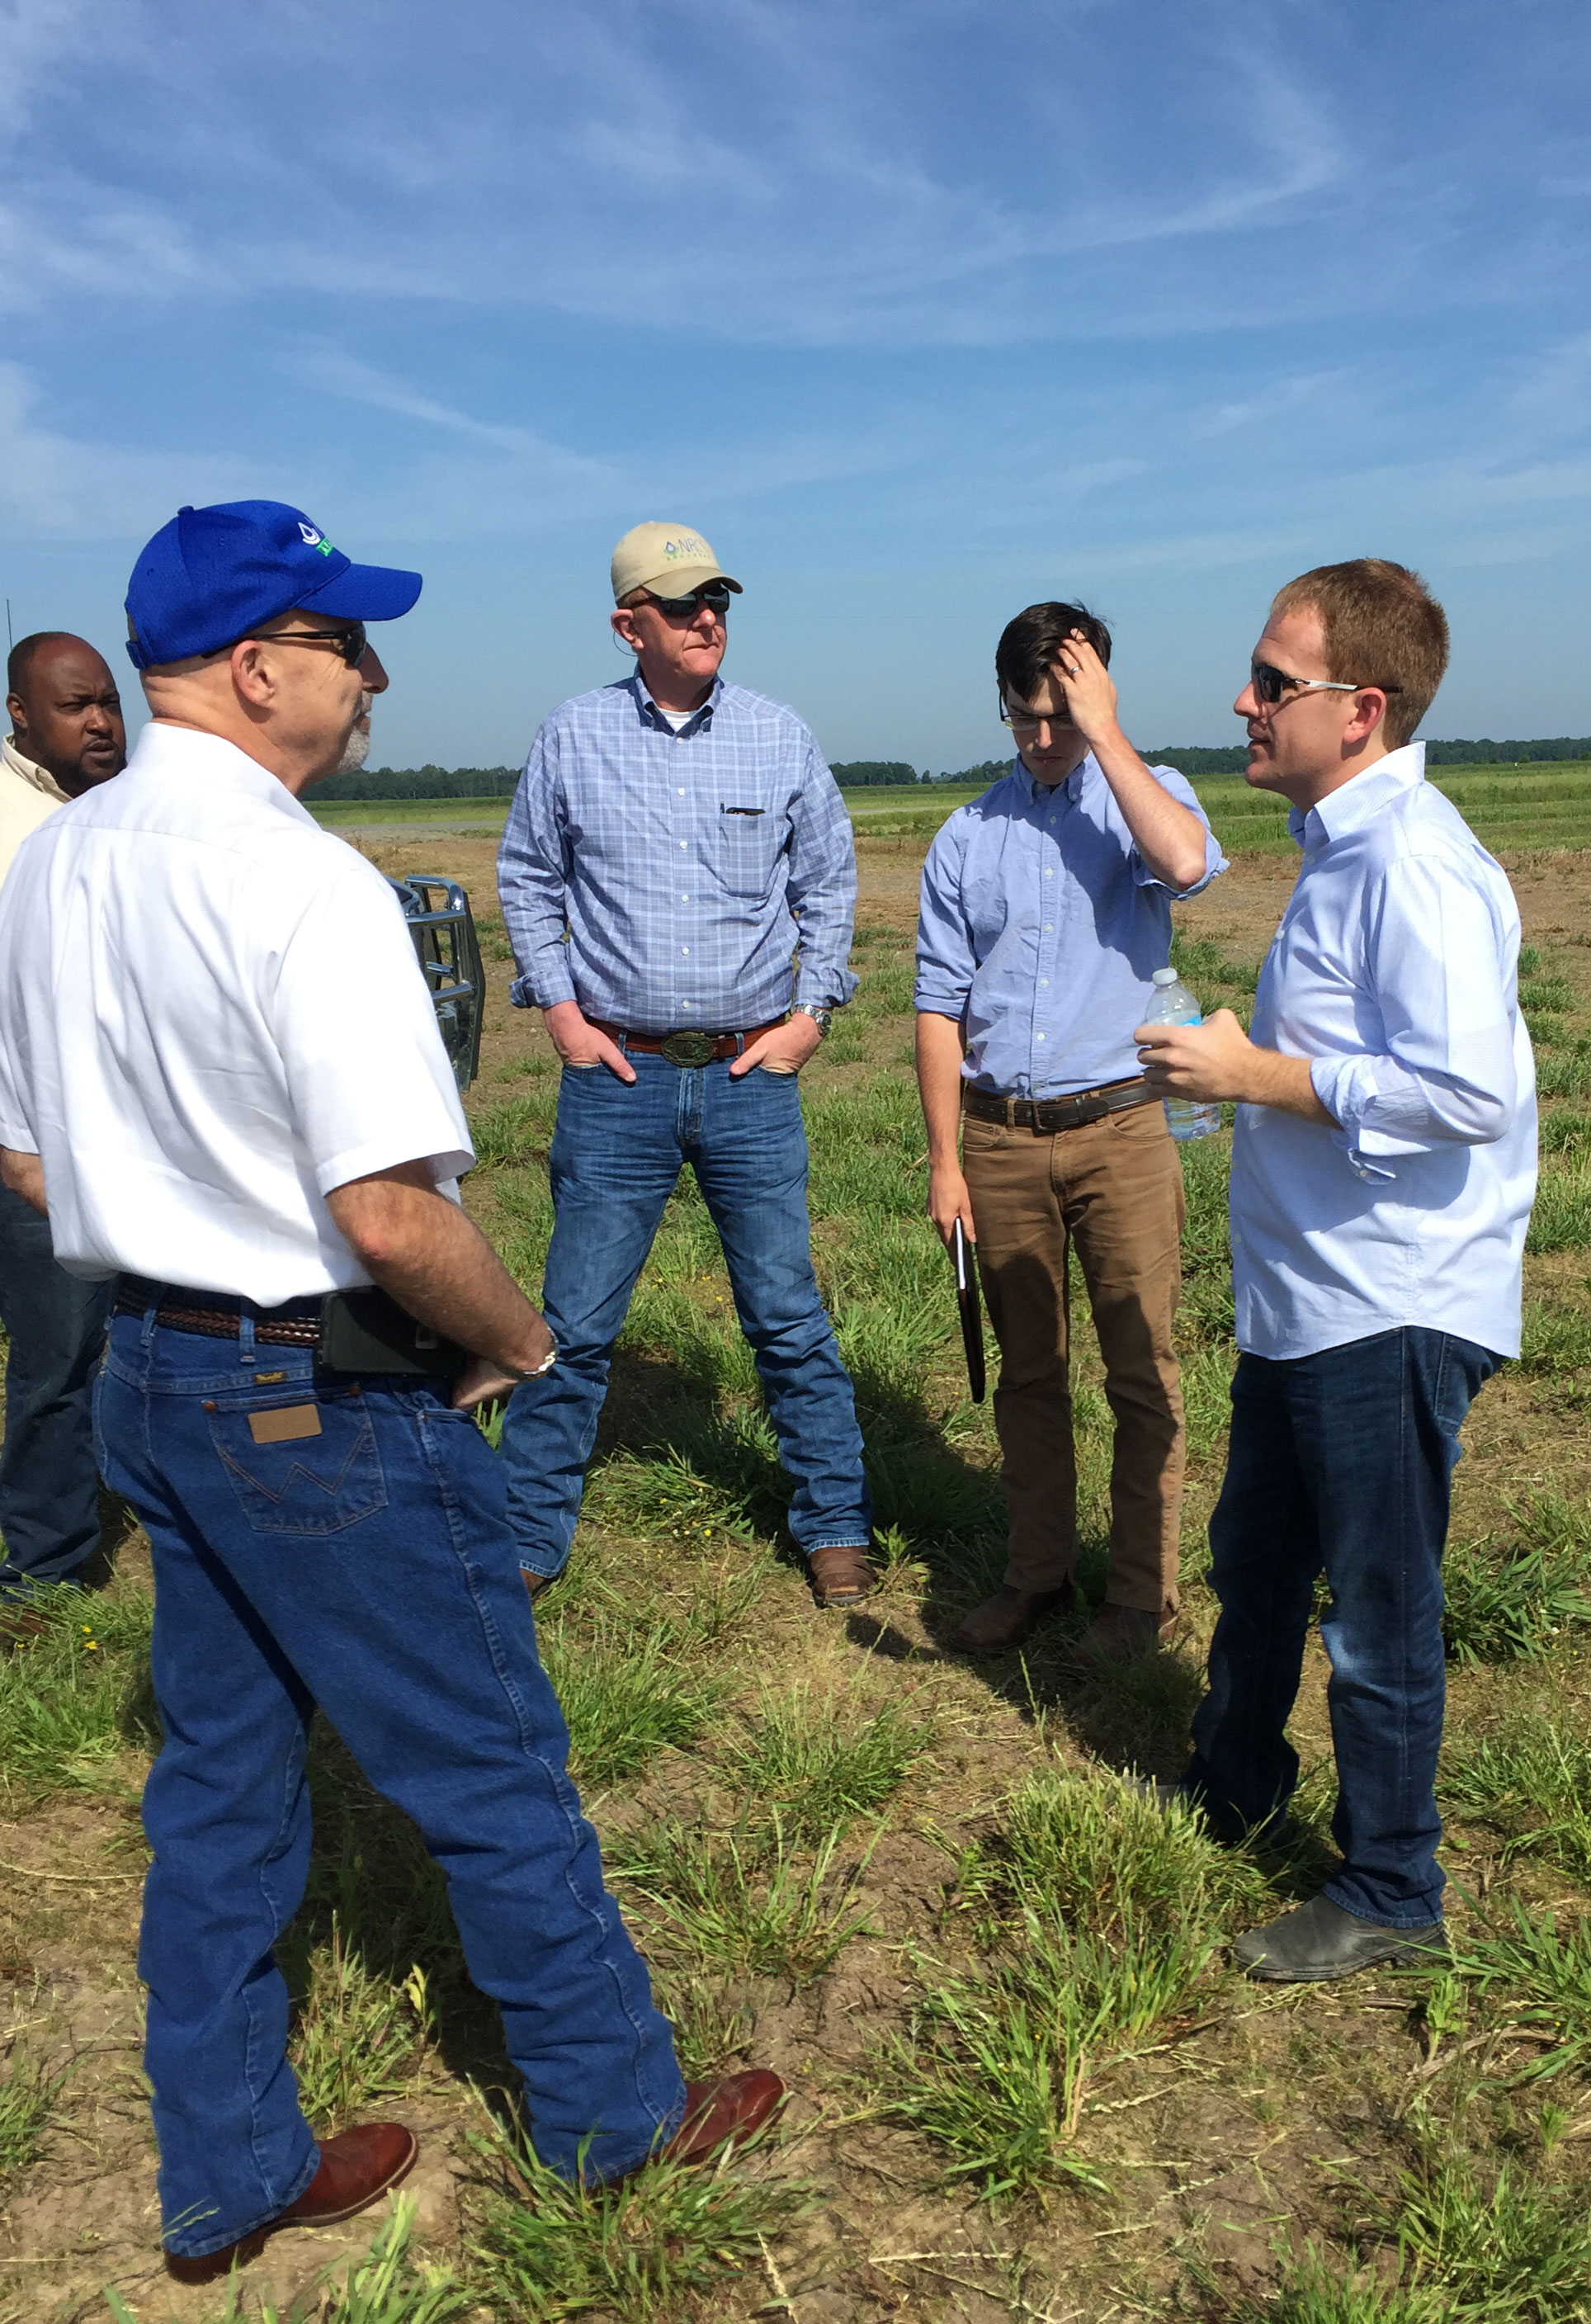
(0, 1584), (158, 1800)
(105, 2196), (474, 2323)
(725, 1680), (934, 1839)
(872, 1770), (1271, 2199)
(607, 1811), (879, 1985)
(465, 2104), (805, 2322)
(0, 2043), (67, 2177)
(1448, 1899), (1591, 2088)
(1443, 1715), (1591, 1885)
(1442, 1496), (1591, 1665)
(289, 1917), (432, 2134)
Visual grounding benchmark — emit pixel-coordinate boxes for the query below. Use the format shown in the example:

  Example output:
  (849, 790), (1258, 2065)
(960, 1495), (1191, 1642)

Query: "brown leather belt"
(964, 1076), (1155, 1133)
(590, 1015), (786, 1065)
(113, 1277), (322, 1346)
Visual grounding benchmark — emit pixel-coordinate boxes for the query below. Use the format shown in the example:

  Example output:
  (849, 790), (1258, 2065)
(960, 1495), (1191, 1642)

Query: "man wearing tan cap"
(497, 522), (873, 1608)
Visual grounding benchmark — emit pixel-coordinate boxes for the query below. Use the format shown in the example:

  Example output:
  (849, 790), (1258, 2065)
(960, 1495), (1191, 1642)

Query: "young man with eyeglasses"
(496, 522), (872, 1609)
(1137, 559), (1536, 1982)
(915, 601), (1225, 1660)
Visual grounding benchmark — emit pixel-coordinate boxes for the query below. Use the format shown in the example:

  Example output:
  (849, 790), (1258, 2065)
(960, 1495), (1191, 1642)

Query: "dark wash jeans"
(95, 1302), (683, 2262)
(1183, 1326), (1499, 1928)
(501, 1054), (871, 1581)
(0, 1184), (112, 1594)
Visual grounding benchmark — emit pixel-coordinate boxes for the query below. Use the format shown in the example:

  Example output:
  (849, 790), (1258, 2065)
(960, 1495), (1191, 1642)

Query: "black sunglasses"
(644, 583), (733, 620)
(210, 622), (370, 668)
(1251, 659), (1402, 707)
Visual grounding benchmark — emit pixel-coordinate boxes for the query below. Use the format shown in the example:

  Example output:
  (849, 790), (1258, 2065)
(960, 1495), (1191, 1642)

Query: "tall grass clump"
(1442, 1495), (1591, 1664)
(608, 1811), (877, 1985)
(465, 2102), (805, 2322)
(104, 2197), (472, 2324)
(0, 1583), (158, 1799)
(0, 2043), (67, 2177)
(290, 1917), (432, 2134)
(1443, 1716), (1591, 1885)
(873, 1770), (1270, 2199)
(538, 1607), (730, 1788)
(728, 1681), (934, 1839)
(1447, 1900), (1591, 2089)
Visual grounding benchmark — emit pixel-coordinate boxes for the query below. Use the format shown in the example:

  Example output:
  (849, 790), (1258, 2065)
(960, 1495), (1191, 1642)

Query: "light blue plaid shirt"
(498, 672), (858, 1031)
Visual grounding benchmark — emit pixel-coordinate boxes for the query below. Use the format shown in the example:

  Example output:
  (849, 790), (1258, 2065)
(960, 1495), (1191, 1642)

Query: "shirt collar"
(2, 732), (72, 807)
(131, 719), (319, 820)
(630, 670), (725, 735)
(1014, 750), (1094, 808)
(1289, 740), (1427, 852)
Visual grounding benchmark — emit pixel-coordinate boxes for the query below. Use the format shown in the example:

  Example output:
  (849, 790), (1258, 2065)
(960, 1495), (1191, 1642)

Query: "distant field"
(308, 760), (1591, 860)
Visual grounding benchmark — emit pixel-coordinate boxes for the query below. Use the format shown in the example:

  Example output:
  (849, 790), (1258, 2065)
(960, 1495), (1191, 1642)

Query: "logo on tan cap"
(611, 521), (743, 604)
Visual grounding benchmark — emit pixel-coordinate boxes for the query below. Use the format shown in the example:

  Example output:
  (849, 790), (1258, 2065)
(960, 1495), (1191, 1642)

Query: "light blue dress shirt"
(1230, 744), (1537, 1363)
(914, 753), (1225, 1096)
(498, 673), (858, 1030)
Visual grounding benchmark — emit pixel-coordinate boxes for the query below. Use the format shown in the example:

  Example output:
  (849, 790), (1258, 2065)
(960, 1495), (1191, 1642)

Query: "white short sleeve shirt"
(0, 721), (474, 1304)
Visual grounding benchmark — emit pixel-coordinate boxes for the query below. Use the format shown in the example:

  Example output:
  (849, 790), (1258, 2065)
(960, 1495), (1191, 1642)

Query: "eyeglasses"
(1250, 660), (1402, 707)
(999, 693), (1073, 734)
(209, 623), (370, 668)
(643, 584), (733, 620)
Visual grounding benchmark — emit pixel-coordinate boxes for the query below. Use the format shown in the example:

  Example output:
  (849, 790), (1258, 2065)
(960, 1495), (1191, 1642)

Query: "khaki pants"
(962, 1101), (1186, 1616)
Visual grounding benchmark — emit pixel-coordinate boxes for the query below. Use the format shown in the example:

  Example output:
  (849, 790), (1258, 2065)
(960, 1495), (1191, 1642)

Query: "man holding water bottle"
(915, 602), (1225, 1660)
(1138, 560), (1535, 1982)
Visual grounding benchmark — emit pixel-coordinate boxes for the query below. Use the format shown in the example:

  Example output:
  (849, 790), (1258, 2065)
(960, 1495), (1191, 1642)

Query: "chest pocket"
(716, 803), (781, 898)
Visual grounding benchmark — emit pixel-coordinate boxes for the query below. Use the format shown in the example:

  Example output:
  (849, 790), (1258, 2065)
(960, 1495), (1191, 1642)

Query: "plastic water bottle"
(1142, 967), (1220, 1141)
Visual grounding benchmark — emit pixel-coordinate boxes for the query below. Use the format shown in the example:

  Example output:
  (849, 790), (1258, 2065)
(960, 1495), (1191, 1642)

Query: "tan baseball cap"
(611, 521), (742, 604)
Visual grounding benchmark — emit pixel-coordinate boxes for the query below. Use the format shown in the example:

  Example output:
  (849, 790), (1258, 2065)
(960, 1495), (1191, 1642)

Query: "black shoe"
(1234, 1892), (1447, 1983)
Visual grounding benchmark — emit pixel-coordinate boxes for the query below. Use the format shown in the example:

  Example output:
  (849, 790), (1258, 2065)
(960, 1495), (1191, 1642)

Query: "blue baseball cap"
(125, 499), (423, 671)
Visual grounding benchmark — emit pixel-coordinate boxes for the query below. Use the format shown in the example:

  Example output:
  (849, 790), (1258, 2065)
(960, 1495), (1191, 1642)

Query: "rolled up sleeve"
(1309, 854), (1519, 1179)
(914, 818), (975, 1019)
(1129, 765), (1228, 897)
(496, 727), (578, 1011)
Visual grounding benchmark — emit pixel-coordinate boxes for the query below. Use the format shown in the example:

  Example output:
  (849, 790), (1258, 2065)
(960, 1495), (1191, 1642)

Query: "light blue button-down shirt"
(914, 753), (1225, 1096)
(498, 672), (858, 1030)
(1230, 743), (1537, 1363)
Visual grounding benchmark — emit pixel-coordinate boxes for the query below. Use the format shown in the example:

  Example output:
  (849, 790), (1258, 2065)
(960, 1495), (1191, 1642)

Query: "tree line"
(318, 735), (1591, 803)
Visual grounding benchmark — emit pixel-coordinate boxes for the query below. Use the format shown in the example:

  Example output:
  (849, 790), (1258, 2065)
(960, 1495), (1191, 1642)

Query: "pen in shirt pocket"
(720, 804), (765, 816)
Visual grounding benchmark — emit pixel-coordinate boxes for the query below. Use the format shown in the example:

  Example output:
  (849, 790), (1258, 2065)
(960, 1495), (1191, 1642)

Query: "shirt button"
(682, 893), (689, 901)
(1036, 1032), (1046, 1042)
(680, 840), (687, 849)
(682, 946), (689, 956)
(678, 787), (685, 796)
(1043, 923), (1052, 932)
(1040, 978), (1048, 988)
(1044, 868), (1054, 878)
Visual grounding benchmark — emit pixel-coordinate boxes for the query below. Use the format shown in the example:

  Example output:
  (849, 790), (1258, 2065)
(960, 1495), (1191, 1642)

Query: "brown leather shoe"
(163, 2122), (418, 2285)
(949, 1580), (1075, 1656)
(524, 1570), (551, 1603)
(0, 1601), (49, 1652)
(1064, 1603), (1178, 1666)
(663, 2071), (786, 2166)
(809, 1543), (875, 1608)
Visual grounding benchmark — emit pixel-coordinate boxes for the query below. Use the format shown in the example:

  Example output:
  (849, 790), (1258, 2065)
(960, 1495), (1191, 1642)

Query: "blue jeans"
(501, 1056), (871, 1581)
(1183, 1326), (1498, 1928)
(95, 1301), (684, 2262)
(0, 1185), (112, 1594)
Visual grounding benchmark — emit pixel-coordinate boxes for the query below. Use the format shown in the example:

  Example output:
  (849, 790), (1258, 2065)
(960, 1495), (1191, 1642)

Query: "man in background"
(1139, 559), (1534, 1982)
(916, 602), (1223, 1661)
(497, 522), (873, 1608)
(0, 634), (127, 1633)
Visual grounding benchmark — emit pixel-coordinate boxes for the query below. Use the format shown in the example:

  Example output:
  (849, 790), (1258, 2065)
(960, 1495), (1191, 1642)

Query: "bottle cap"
(1151, 967), (1178, 985)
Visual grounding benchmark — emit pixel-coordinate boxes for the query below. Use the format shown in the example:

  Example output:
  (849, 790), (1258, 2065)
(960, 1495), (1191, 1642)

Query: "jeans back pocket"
(205, 1391), (388, 1536)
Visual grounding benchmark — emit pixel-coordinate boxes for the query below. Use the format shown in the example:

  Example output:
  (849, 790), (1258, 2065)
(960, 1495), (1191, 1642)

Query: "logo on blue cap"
(125, 501), (422, 671)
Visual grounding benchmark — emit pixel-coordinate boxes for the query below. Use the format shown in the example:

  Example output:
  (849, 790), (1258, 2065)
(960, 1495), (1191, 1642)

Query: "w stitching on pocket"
(205, 1399), (389, 1537)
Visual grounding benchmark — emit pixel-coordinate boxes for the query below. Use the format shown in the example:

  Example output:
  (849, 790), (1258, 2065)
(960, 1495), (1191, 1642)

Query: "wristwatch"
(507, 1340), (559, 1382)
(791, 1005), (833, 1039)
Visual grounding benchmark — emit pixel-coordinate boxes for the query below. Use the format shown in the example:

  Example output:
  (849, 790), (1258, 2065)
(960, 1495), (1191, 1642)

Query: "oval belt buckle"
(660, 1028), (717, 1067)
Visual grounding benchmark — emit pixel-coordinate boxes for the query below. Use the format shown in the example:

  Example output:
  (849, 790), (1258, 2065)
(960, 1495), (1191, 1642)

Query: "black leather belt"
(963, 1077), (1154, 1133)
(112, 1277), (465, 1375)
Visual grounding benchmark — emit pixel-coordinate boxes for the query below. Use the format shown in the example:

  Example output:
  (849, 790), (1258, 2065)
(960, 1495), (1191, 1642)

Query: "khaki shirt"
(0, 735), (72, 887)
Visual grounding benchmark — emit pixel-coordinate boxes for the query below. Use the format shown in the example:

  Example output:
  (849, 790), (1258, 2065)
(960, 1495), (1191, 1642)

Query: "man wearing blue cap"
(0, 502), (780, 2284)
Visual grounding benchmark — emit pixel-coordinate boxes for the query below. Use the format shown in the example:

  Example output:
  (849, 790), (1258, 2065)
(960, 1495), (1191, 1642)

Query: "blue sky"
(2, 0), (1588, 772)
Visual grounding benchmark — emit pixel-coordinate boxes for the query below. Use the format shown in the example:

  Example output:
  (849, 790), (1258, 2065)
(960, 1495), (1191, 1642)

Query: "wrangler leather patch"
(248, 1405), (323, 1446)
